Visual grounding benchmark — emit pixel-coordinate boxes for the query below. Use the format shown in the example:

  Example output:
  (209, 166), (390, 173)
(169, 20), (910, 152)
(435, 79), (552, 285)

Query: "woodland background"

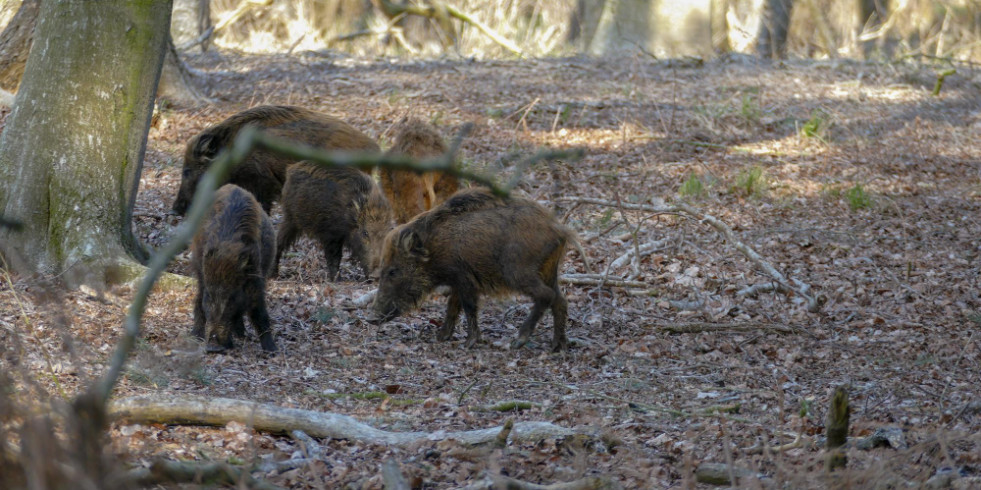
(0, 0), (980, 489)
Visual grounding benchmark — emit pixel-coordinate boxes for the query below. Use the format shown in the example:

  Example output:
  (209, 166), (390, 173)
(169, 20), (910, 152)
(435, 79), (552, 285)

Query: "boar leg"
(460, 292), (482, 349)
(549, 287), (569, 352)
(437, 292), (462, 341)
(512, 283), (556, 350)
(323, 237), (344, 281)
(249, 300), (277, 353)
(191, 288), (206, 341)
(274, 219), (300, 277)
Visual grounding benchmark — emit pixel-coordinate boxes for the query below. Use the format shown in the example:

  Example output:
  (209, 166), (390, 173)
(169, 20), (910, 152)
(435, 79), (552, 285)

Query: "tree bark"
(0, 0), (172, 280)
(0, 0), (39, 92)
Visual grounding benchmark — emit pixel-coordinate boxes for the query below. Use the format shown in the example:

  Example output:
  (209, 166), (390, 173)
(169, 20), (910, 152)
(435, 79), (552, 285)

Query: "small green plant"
(800, 110), (829, 140)
(678, 172), (706, 198)
(799, 397), (813, 418)
(844, 183), (872, 210)
(733, 166), (768, 198)
(740, 94), (761, 124)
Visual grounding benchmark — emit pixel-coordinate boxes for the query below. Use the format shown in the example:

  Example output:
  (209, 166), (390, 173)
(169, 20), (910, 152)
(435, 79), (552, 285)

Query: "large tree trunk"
(0, 0), (39, 92)
(0, 0), (172, 281)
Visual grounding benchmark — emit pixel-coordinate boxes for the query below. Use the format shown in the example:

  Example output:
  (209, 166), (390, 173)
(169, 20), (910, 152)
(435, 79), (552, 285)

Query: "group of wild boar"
(173, 105), (578, 354)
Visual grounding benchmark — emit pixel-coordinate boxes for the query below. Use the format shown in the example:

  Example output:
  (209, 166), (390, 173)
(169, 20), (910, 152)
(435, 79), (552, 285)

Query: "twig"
(109, 394), (582, 447)
(609, 238), (670, 270)
(559, 275), (646, 289)
(653, 322), (796, 334)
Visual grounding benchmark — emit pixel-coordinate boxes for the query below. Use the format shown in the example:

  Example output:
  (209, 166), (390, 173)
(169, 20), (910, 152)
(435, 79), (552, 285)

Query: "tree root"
(126, 459), (283, 490)
(109, 395), (581, 447)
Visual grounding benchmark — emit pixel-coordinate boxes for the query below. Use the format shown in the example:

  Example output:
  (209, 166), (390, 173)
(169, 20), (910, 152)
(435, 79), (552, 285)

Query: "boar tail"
(561, 226), (593, 274)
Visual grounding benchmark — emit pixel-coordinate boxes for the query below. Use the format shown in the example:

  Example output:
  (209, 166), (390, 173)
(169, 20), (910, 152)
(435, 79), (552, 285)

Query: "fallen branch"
(653, 322), (796, 334)
(556, 197), (824, 312)
(109, 395), (581, 447)
(744, 431), (806, 455)
(560, 274), (647, 289)
(460, 474), (618, 490)
(609, 238), (670, 270)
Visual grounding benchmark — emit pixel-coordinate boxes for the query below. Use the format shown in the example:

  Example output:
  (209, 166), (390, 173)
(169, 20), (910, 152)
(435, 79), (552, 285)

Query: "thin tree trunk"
(0, 0), (39, 91)
(0, 0), (172, 280)
(756, 0), (793, 59)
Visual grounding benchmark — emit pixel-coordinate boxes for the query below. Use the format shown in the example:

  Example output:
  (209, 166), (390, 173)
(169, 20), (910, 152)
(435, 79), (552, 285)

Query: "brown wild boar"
(380, 118), (459, 223)
(173, 105), (379, 215)
(275, 163), (393, 281)
(371, 188), (574, 351)
(191, 184), (277, 353)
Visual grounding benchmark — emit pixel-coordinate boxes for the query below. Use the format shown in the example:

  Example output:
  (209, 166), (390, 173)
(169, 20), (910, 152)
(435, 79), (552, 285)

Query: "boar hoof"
(436, 329), (454, 342)
(550, 337), (569, 352)
(510, 337), (535, 350)
(464, 335), (482, 349)
(206, 344), (230, 354)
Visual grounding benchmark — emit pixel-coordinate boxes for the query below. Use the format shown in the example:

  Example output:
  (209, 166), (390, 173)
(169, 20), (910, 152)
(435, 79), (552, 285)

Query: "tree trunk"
(171, 0), (211, 52)
(0, 0), (172, 281)
(0, 0), (39, 92)
(756, 0), (793, 59)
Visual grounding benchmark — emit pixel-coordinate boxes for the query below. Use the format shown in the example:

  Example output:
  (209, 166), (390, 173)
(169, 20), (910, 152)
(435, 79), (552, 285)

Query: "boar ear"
(194, 133), (220, 161)
(397, 228), (428, 260)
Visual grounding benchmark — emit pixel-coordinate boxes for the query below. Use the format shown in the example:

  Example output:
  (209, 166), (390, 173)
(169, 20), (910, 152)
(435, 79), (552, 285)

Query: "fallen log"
(109, 395), (580, 447)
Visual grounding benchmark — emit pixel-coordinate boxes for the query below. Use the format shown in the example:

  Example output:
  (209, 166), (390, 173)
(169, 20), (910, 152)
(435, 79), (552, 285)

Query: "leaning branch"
(94, 126), (582, 404)
(109, 395), (581, 447)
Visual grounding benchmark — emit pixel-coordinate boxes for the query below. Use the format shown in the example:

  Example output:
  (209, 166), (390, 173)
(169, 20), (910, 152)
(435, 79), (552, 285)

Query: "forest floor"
(3, 51), (981, 488)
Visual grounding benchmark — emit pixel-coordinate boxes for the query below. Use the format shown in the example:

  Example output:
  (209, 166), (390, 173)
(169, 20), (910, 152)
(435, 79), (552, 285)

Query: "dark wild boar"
(191, 184), (277, 353)
(380, 118), (459, 223)
(173, 105), (379, 215)
(275, 163), (393, 280)
(372, 189), (574, 351)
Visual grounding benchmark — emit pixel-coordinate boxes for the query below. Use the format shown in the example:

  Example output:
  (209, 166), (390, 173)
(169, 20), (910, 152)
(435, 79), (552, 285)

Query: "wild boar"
(191, 184), (277, 353)
(173, 105), (379, 215)
(371, 189), (574, 351)
(380, 118), (460, 223)
(275, 163), (393, 280)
